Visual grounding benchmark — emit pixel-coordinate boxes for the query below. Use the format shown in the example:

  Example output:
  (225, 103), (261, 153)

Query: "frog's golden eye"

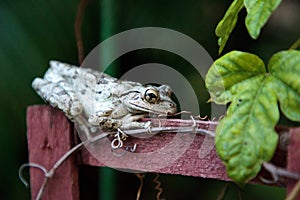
(144, 89), (159, 103)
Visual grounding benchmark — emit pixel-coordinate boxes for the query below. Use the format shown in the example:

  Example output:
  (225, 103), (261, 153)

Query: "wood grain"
(27, 105), (79, 200)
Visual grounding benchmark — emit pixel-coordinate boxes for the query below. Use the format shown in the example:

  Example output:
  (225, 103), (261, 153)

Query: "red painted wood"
(26, 105), (294, 200)
(80, 129), (229, 180)
(27, 105), (79, 200)
(79, 116), (286, 186)
(287, 127), (300, 200)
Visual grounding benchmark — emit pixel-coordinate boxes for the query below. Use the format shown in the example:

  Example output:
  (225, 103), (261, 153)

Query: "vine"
(206, 0), (300, 185)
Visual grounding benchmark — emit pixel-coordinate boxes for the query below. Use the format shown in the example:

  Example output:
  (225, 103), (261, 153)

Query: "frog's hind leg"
(32, 77), (82, 119)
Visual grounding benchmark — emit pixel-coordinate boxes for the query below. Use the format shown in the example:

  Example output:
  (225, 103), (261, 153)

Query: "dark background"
(0, 0), (299, 199)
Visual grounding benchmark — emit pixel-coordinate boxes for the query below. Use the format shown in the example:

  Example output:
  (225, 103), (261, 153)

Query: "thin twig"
(127, 126), (215, 137)
(35, 133), (108, 200)
(238, 189), (243, 200)
(136, 174), (145, 200)
(286, 179), (300, 200)
(75, 0), (90, 65)
(216, 183), (229, 200)
(19, 163), (48, 188)
(153, 173), (164, 200)
(96, 126), (215, 138)
(260, 163), (300, 185)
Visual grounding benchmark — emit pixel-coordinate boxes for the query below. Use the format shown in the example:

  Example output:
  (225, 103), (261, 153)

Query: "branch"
(74, 0), (90, 65)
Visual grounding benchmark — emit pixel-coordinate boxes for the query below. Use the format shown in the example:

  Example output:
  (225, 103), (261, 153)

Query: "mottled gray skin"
(32, 61), (177, 129)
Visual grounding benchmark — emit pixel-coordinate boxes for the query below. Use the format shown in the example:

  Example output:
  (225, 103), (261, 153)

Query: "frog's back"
(48, 60), (117, 84)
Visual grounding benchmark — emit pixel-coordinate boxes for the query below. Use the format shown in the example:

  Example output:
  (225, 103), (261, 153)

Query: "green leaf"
(215, 0), (244, 54)
(268, 50), (300, 121)
(205, 51), (266, 104)
(206, 50), (300, 184)
(244, 0), (282, 39)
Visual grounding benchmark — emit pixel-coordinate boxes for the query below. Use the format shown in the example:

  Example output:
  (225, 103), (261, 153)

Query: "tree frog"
(32, 61), (177, 130)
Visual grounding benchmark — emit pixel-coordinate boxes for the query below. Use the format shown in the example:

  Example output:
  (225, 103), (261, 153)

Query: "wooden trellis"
(26, 105), (300, 199)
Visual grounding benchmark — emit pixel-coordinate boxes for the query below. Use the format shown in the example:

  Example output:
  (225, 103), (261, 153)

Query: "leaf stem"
(289, 38), (300, 50)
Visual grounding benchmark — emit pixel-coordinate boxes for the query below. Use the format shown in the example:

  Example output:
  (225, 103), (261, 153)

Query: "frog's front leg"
(119, 114), (151, 129)
(88, 114), (151, 130)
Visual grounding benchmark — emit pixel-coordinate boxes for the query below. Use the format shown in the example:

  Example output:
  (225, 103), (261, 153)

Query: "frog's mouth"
(129, 104), (166, 115)
(128, 102), (176, 116)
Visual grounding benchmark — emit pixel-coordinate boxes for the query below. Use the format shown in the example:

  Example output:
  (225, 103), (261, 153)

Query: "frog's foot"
(88, 116), (122, 130)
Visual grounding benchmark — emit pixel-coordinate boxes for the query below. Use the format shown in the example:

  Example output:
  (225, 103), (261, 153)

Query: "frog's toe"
(143, 121), (152, 129)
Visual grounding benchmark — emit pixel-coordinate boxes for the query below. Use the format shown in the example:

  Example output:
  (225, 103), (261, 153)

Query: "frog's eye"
(144, 89), (159, 103)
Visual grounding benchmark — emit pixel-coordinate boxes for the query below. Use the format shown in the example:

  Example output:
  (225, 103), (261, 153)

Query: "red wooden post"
(26, 105), (79, 200)
(287, 127), (300, 200)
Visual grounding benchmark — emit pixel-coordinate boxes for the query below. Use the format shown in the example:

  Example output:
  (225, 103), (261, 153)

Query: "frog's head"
(123, 85), (177, 115)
